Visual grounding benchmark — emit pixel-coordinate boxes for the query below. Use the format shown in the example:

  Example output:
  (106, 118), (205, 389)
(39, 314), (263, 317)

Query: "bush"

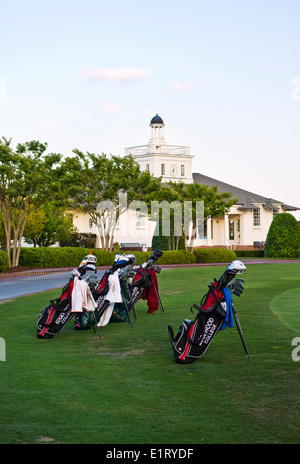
(193, 247), (236, 263)
(264, 213), (300, 258)
(0, 251), (9, 272)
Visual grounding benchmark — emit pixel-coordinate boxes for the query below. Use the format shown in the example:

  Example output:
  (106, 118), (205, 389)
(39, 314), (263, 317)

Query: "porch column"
(224, 214), (229, 247)
(206, 217), (212, 246)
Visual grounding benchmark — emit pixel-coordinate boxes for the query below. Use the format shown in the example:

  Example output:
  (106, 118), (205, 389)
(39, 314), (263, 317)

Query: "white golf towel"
(104, 271), (123, 303)
(97, 303), (115, 327)
(97, 271), (123, 327)
(71, 277), (98, 312)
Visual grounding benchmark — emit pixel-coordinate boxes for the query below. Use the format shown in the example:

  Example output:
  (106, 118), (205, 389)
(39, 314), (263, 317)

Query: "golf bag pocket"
(37, 303), (74, 338)
(167, 304), (226, 364)
(74, 308), (101, 330)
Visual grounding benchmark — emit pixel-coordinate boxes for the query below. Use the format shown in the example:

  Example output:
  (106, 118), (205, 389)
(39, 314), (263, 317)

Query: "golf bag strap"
(192, 283), (224, 315)
(191, 303), (218, 314)
(50, 279), (73, 312)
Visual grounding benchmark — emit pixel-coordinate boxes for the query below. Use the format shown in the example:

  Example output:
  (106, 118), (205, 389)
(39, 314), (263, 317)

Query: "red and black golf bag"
(37, 253), (98, 339)
(129, 249), (164, 314)
(166, 260), (250, 364)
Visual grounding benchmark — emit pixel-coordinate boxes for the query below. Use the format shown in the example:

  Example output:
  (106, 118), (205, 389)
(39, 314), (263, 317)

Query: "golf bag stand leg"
(232, 303), (251, 361)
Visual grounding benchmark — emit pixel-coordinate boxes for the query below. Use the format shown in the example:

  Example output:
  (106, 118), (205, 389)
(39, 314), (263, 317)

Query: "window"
(89, 218), (93, 229)
(272, 208), (279, 219)
(136, 210), (146, 228)
(161, 164), (165, 176)
(181, 165), (185, 176)
(146, 163), (150, 172)
(253, 208), (260, 226)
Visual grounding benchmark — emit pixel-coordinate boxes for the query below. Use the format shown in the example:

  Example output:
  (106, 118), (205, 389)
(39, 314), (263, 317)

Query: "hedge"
(193, 247), (236, 263)
(156, 250), (196, 265)
(1, 247), (238, 271)
(0, 251), (9, 272)
(16, 247), (196, 268)
(18, 247), (115, 268)
(235, 250), (264, 257)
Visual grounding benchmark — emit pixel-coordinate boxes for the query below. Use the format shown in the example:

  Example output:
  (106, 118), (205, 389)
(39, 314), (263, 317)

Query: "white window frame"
(253, 208), (261, 227)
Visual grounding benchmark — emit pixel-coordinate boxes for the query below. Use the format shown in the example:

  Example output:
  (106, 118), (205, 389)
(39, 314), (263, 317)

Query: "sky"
(0, 0), (299, 220)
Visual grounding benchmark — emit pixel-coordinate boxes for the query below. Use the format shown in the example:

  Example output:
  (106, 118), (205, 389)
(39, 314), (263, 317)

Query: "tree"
(153, 181), (236, 251)
(63, 151), (162, 251)
(264, 213), (300, 258)
(0, 137), (63, 267)
(23, 202), (78, 247)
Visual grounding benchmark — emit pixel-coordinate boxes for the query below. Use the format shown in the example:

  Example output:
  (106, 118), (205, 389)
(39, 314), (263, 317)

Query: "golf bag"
(84, 253), (137, 332)
(37, 252), (98, 339)
(129, 249), (164, 314)
(166, 260), (250, 364)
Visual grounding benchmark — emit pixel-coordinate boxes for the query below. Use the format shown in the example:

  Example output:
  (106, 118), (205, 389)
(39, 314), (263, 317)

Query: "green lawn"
(0, 263), (299, 444)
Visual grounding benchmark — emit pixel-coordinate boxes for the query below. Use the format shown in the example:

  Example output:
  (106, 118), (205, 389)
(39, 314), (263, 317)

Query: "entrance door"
(229, 220), (234, 241)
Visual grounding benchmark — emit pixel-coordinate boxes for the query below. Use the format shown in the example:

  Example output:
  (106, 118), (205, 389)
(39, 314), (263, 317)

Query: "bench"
(253, 241), (265, 250)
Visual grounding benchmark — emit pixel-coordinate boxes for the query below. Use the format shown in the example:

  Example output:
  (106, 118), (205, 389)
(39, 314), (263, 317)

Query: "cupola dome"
(150, 114), (164, 125)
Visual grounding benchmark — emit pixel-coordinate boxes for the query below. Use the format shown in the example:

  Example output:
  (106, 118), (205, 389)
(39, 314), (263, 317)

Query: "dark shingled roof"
(192, 172), (299, 211)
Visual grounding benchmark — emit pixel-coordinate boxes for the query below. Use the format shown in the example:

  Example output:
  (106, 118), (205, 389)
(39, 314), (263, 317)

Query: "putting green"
(270, 287), (300, 335)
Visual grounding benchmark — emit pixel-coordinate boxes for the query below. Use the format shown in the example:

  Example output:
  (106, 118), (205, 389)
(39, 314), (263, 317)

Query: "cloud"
(170, 81), (202, 93)
(37, 122), (58, 132)
(99, 101), (120, 113)
(80, 67), (150, 83)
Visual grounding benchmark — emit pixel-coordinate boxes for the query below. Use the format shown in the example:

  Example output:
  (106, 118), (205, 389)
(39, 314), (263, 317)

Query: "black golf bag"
(166, 260), (250, 364)
(37, 253), (98, 339)
(129, 249), (164, 314)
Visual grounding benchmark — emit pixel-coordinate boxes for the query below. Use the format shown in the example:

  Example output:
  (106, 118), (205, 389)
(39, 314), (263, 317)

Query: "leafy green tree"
(63, 151), (162, 251)
(264, 213), (300, 258)
(0, 137), (63, 267)
(22, 207), (46, 247)
(23, 203), (78, 247)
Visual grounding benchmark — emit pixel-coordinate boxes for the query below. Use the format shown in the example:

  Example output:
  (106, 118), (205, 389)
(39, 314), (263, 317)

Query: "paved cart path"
(0, 270), (104, 301)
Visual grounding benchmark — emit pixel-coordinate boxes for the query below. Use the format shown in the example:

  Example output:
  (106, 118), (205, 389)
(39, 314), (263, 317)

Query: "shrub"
(264, 213), (300, 258)
(0, 251), (9, 272)
(193, 248), (236, 263)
